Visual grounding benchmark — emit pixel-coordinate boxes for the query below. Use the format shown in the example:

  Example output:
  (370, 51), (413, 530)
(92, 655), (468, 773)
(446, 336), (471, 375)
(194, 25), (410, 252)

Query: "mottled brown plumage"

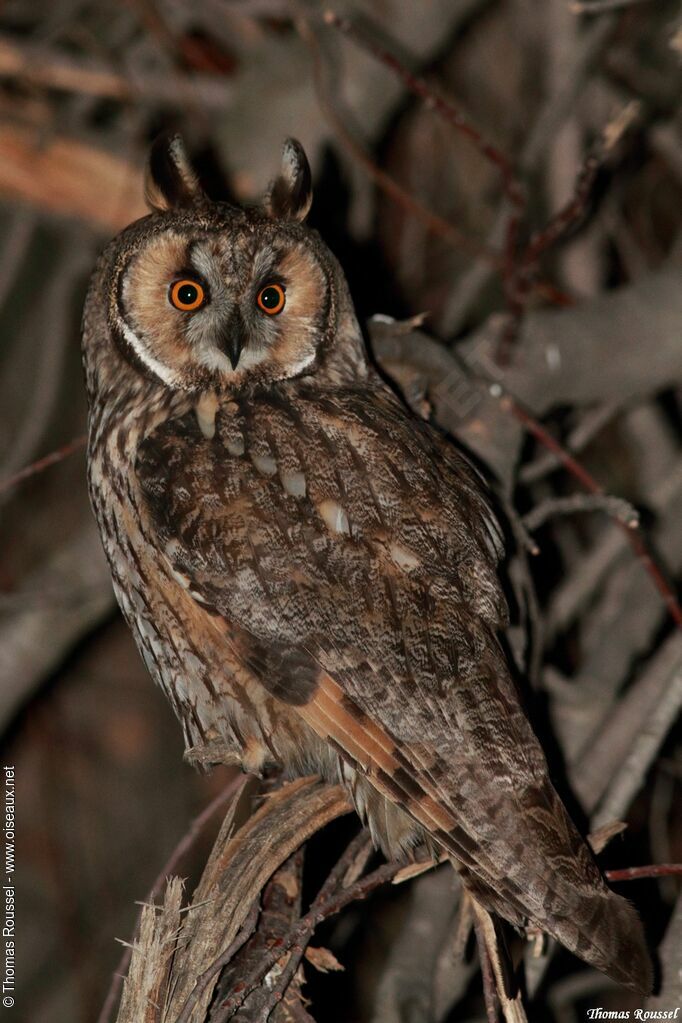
(82, 134), (652, 995)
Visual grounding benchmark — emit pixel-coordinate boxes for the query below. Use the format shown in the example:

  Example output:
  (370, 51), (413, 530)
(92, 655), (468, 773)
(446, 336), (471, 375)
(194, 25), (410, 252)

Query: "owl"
(82, 133), (652, 995)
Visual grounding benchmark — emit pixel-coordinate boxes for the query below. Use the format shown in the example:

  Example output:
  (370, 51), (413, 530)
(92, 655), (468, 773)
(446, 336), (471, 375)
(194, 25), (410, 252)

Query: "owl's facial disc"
(116, 225), (330, 391)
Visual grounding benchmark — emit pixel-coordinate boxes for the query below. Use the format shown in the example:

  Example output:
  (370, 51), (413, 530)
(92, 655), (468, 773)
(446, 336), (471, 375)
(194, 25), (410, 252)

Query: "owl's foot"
(184, 734), (281, 779)
(184, 740), (243, 770)
(524, 926), (547, 959)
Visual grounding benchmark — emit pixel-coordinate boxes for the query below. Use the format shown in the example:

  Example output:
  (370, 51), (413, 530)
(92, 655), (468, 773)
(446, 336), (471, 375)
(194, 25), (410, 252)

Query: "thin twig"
(441, 11), (616, 334)
(256, 939), (305, 1023)
(323, 7), (527, 364)
(322, 10), (524, 210)
(605, 864), (682, 882)
(497, 101), (639, 362)
(308, 9), (572, 317)
(214, 853), (403, 1020)
(500, 393), (682, 631)
(570, 0), (653, 13)
(523, 101), (640, 268)
(473, 911), (500, 1023)
(210, 831), (373, 1023)
(519, 402), (619, 484)
(523, 154), (600, 268)
(522, 493), (639, 532)
(317, 828), (372, 899)
(0, 434), (86, 497)
(296, 14), (498, 264)
(96, 774), (247, 1023)
(325, 8), (627, 365)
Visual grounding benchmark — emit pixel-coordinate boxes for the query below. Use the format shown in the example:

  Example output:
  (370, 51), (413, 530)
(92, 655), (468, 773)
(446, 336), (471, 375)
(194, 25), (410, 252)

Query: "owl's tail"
(569, 886), (653, 994)
(457, 857), (653, 995)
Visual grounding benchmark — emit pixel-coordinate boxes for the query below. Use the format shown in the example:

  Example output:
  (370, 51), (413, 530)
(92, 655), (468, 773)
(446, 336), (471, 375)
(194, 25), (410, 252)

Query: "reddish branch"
(523, 155), (600, 267)
(323, 10), (523, 212)
(321, 8), (526, 325)
(501, 395), (682, 631)
(296, 14), (498, 264)
(321, 8), (583, 356)
(313, 7), (581, 330)
(322, 11), (647, 363)
(0, 434), (86, 497)
(493, 151), (599, 360)
(606, 864), (682, 882)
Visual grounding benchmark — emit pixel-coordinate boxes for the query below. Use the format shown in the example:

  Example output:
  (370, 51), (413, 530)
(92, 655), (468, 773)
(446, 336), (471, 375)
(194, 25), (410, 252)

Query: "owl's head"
(95, 134), (366, 396)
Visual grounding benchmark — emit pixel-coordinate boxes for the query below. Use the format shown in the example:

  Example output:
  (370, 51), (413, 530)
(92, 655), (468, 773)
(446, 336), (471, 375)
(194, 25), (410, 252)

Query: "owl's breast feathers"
(135, 380), (652, 995)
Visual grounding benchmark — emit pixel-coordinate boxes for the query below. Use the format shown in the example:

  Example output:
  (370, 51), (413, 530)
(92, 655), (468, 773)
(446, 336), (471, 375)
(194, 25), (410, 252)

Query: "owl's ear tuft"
(145, 132), (206, 212)
(266, 138), (312, 222)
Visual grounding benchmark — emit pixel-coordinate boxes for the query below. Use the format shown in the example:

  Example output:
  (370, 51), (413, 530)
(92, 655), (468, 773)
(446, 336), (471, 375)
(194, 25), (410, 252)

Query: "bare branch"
(522, 493), (639, 533)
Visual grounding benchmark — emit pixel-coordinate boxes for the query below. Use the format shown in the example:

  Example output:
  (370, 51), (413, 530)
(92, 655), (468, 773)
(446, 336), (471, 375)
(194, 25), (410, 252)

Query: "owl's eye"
(257, 283), (286, 316)
(169, 279), (206, 311)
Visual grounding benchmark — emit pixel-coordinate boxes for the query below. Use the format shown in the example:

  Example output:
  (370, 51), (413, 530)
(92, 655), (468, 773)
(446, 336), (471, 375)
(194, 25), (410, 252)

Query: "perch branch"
(162, 779), (351, 1021)
(98, 774), (248, 1023)
(215, 849), (403, 1020)
(174, 902), (260, 1023)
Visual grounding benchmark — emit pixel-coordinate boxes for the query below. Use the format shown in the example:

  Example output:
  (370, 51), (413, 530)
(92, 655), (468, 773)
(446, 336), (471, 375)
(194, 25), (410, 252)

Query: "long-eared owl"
(81, 133), (652, 994)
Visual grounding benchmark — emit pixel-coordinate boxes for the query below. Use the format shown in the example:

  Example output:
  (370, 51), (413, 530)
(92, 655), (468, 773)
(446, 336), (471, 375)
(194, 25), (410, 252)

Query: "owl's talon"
(184, 742), (243, 769)
(525, 927), (547, 958)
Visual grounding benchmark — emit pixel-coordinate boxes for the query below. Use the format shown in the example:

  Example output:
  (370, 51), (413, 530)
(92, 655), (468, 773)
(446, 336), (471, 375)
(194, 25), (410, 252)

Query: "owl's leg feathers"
(184, 740), (244, 770)
(183, 733), (274, 777)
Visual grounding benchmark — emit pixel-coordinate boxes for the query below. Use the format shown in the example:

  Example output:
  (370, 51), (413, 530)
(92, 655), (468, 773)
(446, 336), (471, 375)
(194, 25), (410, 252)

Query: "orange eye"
(257, 283), (286, 315)
(169, 279), (206, 311)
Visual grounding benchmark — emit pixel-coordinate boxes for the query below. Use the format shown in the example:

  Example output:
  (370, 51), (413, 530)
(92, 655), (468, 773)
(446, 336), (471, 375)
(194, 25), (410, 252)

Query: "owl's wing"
(136, 382), (650, 994)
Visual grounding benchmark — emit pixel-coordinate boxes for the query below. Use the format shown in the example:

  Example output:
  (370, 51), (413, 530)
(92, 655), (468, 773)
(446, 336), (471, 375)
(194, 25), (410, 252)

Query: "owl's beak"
(219, 310), (248, 370)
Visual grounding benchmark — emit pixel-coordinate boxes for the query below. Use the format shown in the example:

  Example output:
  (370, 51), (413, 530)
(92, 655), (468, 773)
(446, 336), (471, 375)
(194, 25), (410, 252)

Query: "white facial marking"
(196, 344), (269, 376)
(120, 320), (180, 388)
(281, 349), (317, 379)
(196, 347), (234, 374)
